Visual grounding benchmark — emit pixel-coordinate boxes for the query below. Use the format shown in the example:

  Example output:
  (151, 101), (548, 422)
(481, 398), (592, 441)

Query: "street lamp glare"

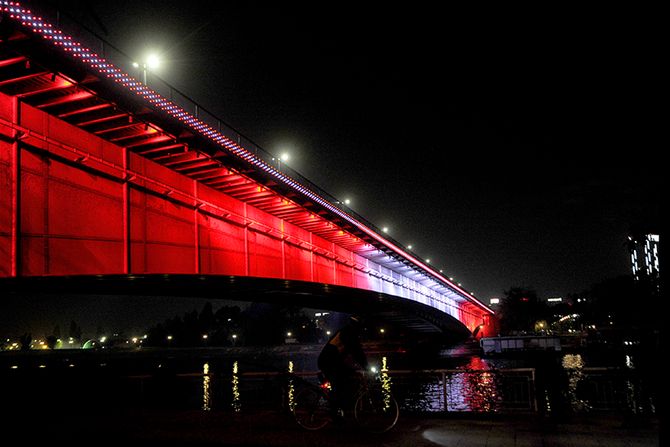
(280, 153), (289, 162)
(146, 53), (160, 70)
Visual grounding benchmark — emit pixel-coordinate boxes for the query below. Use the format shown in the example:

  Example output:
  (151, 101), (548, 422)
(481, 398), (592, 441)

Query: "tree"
(498, 287), (549, 335)
(68, 320), (82, 341)
(45, 335), (58, 349)
(19, 333), (32, 351)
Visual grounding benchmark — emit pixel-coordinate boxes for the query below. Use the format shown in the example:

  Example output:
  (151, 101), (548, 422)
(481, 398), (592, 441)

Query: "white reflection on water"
(202, 362), (211, 411)
(231, 361), (241, 412)
(624, 354), (637, 412)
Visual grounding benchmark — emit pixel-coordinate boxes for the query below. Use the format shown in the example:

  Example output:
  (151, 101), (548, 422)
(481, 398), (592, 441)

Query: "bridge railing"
(22, 2), (429, 269)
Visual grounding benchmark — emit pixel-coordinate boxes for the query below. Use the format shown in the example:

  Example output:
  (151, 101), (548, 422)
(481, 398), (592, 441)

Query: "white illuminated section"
(547, 297), (562, 303)
(489, 298), (500, 305)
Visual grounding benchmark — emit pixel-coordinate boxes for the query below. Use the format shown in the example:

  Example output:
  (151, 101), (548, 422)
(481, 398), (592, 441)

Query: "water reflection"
(562, 354), (590, 412)
(231, 361), (241, 412)
(624, 354), (638, 412)
(380, 356), (392, 410)
(395, 357), (502, 412)
(446, 357), (500, 412)
(202, 362), (211, 411)
(287, 360), (296, 412)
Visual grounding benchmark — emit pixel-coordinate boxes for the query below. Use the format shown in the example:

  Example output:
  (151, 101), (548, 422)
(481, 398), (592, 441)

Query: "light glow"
(145, 53), (160, 70)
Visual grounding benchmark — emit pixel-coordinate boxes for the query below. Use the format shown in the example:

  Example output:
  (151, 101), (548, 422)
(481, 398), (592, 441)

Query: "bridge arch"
(0, 2), (494, 336)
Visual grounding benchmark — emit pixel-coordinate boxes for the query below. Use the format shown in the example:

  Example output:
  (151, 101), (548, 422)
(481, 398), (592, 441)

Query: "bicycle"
(290, 369), (399, 433)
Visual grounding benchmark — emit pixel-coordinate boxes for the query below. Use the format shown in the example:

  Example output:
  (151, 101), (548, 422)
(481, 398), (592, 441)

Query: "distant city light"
(547, 297), (562, 302)
(382, 227), (389, 233)
(279, 153), (290, 162)
(344, 198), (351, 205)
(407, 245), (413, 250)
(490, 298), (500, 305)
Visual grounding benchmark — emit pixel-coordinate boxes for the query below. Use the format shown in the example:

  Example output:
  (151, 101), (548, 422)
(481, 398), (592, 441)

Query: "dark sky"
(4, 2), (662, 336)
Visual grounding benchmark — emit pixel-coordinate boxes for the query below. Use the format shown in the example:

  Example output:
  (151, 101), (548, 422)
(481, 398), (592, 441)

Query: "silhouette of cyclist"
(317, 315), (369, 412)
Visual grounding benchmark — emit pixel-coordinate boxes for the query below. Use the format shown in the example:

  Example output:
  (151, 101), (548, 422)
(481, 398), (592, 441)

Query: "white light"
(146, 53), (160, 70)
(232, 334), (237, 339)
(132, 61), (139, 68)
(382, 227), (389, 233)
(426, 259), (431, 263)
(280, 153), (289, 162)
(370, 366), (377, 373)
(286, 332), (292, 337)
(407, 245), (413, 250)
(490, 298), (500, 304)
(344, 199), (351, 205)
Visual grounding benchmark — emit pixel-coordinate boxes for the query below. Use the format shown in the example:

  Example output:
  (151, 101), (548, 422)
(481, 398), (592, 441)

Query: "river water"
(0, 341), (657, 416)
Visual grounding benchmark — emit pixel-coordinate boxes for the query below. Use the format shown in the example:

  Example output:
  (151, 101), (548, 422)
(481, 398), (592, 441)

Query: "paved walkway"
(9, 410), (659, 446)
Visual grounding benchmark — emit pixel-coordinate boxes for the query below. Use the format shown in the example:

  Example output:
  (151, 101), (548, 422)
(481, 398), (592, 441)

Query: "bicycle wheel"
(353, 388), (399, 433)
(292, 386), (332, 430)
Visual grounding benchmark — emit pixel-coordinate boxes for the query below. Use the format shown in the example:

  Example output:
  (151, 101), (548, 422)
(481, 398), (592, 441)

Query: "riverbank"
(3, 408), (660, 446)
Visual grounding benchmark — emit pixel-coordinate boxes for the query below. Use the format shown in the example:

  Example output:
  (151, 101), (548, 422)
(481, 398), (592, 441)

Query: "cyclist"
(317, 314), (369, 414)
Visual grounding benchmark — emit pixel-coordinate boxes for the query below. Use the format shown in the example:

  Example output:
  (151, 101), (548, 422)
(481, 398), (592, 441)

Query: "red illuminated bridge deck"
(0, 2), (494, 335)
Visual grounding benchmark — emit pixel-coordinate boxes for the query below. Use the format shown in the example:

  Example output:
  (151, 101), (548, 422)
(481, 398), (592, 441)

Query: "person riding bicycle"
(317, 314), (369, 413)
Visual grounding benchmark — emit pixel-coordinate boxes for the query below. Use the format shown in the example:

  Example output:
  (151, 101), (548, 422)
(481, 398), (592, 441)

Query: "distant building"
(628, 233), (660, 293)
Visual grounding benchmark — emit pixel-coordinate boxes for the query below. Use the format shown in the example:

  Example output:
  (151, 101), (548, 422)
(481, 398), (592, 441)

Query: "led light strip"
(3, 1), (492, 314)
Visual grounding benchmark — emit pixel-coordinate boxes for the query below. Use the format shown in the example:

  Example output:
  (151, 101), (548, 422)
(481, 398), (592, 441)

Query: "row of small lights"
(4, 2), (487, 311)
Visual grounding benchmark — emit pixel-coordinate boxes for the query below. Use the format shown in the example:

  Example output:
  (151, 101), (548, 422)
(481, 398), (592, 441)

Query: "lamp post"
(277, 152), (289, 170)
(133, 53), (160, 85)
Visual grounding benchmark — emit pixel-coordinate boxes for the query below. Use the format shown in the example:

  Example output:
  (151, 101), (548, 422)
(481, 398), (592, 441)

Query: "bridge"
(0, 2), (494, 337)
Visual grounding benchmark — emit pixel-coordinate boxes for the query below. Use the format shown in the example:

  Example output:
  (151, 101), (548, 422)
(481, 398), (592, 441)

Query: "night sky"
(3, 2), (662, 336)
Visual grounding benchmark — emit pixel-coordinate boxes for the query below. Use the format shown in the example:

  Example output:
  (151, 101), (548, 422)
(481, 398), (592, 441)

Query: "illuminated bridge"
(0, 2), (494, 337)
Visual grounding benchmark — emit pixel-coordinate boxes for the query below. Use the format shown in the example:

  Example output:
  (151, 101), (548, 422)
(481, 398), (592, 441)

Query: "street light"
(133, 53), (160, 85)
(274, 152), (289, 170)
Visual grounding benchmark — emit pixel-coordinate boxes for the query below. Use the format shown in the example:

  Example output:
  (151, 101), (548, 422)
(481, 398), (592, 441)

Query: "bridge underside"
(0, 3), (494, 337)
(0, 275), (472, 338)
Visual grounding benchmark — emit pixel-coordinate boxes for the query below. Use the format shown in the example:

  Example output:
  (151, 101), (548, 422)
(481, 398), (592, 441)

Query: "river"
(1, 338), (658, 419)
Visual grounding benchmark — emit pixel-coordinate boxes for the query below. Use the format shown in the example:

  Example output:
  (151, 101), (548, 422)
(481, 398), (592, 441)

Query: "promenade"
(11, 409), (659, 446)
